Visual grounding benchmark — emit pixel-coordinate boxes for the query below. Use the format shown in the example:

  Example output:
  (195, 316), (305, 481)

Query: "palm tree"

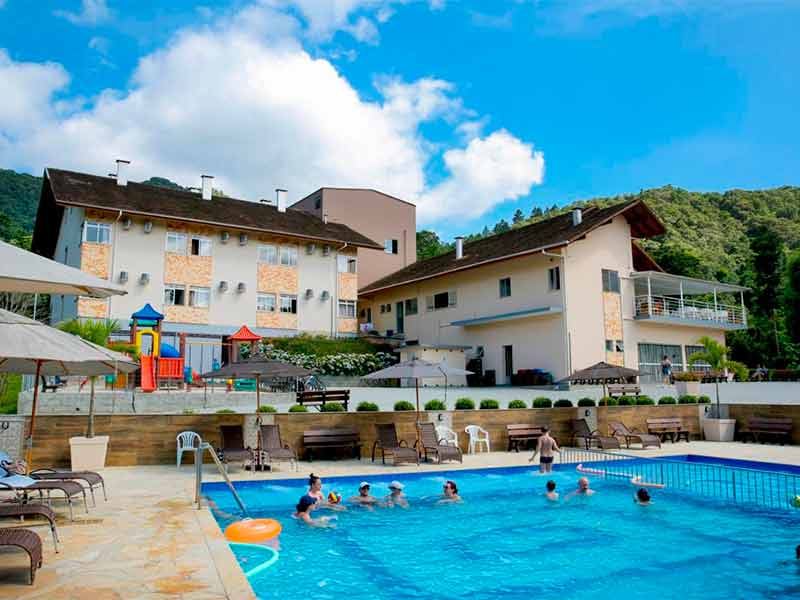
(688, 336), (747, 418)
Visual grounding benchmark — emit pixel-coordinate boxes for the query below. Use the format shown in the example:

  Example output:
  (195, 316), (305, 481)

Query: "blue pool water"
(205, 463), (800, 600)
(662, 454), (800, 475)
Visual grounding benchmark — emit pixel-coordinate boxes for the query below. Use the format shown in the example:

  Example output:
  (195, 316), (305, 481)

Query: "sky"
(1, 1), (799, 240)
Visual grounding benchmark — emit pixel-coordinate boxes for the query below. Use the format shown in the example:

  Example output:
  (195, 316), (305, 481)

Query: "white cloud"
(54, 0), (111, 26)
(0, 2), (544, 224)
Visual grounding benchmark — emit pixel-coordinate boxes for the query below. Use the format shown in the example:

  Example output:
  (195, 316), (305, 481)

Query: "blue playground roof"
(132, 303), (164, 321)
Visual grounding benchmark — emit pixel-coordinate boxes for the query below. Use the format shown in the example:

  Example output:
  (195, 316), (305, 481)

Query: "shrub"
(697, 395), (712, 404)
(257, 405), (277, 413)
(658, 396), (676, 405)
(554, 398), (573, 408)
(357, 401), (379, 411)
(424, 399), (447, 411)
(678, 395), (697, 404)
(182, 408), (195, 414)
(394, 400), (415, 411)
(577, 397), (596, 407)
(508, 399), (527, 409)
(321, 402), (345, 412)
(455, 397), (476, 410)
(598, 396), (618, 406)
(617, 396), (634, 406)
(673, 371), (702, 382)
(289, 405), (308, 413)
(635, 395), (655, 405)
(215, 409), (235, 414)
(479, 399), (500, 409)
(532, 397), (552, 408)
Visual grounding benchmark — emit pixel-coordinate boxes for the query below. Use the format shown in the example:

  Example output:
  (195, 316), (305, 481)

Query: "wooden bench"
(296, 390), (350, 412)
(738, 417), (793, 445)
(607, 384), (641, 397)
(302, 428), (361, 461)
(506, 424), (546, 452)
(646, 417), (689, 443)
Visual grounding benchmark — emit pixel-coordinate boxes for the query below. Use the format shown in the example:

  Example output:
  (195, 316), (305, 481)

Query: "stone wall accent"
(256, 311), (297, 330)
(729, 404), (800, 444)
(164, 254), (213, 286)
(337, 317), (358, 333)
(602, 290), (623, 365)
(80, 241), (111, 278)
(338, 272), (358, 300)
(0, 415), (26, 460)
(257, 265), (298, 293)
(596, 404), (702, 439)
(605, 351), (624, 366)
(165, 305), (210, 324)
(77, 297), (109, 318)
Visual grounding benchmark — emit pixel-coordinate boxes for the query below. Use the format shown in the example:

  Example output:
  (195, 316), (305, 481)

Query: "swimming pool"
(205, 462), (800, 600)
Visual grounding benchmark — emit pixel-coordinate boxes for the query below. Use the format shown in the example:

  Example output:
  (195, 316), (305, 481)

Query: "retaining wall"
(728, 404), (800, 444)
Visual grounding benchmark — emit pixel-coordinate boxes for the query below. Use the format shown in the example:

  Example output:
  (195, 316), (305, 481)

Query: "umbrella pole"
(88, 376), (96, 438)
(415, 378), (421, 455)
(255, 374), (262, 470)
(25, 360), (43, 472)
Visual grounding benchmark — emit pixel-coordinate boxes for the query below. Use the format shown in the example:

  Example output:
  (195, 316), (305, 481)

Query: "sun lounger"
(217, 425), (253, 469)
(372, 424), (419, 465)
(609, 421), (661, 449)
(0, 527), (42, 584)
(29, 469), (106, 506)
(260, 424), (298, 471)
(417, 423), (462, 464)
(0, 502), (59, 552)
(0, 477), (89, 521)
(571, 419), (621, 450)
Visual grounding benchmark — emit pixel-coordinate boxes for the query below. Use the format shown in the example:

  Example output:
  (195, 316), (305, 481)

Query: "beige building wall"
(296, 245), (335, 335)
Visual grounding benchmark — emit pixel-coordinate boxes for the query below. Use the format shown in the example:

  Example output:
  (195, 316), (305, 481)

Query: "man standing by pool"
(529, 427), (560, 474)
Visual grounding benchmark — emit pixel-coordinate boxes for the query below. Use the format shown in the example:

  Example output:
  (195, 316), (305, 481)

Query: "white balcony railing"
(634, 294), (746, 328)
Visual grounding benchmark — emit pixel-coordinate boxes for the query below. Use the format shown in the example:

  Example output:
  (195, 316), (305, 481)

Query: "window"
(548, 266), (560, 291)
(404, 298), (418, 315)
(189, 286), (210, 308)
(166, 232), (187, 254)
(338, 300), (356, 318)
(384, 239), (399, 255)
(84, 221), (111, 244)
(280, 245), (298, 266)
(638, 343), (682, 383)
(428, 291), (456, 310)
(602, 269), (620, 293)
(164, 284), (185, 306)
(190, 236), (212, 256)
(685, 345), (711, 372)
(257, 293), (276, 312)
(384, 303), (392, 313)
(499, 277), (512, 298)
(337, 255), (357, 273)
(258, 244), (278, 265)
(380, 304), (386, 314)
(605, 339), (614, 352)
(606, 339), (624, 352)
(280, 294), (298, 314)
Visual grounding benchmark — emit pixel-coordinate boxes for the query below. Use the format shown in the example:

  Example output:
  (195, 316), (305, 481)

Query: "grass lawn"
(0, 373), (21, 414)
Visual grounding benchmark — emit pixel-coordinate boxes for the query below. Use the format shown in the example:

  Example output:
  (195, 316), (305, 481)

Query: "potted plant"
(688, 336), (746, 442)
(58, 319), (137, 469)
(673, 370), (702, 397)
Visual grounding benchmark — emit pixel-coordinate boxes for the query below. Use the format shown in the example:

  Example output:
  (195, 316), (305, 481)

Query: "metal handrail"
(634, 294), (744, 325)
(195, 441), (248, 515)
(560, 447), (800, 511)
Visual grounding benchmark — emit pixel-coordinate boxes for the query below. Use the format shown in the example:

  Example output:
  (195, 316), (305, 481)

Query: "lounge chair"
(0, 527), (42, 584)
(372, 424), (419, 465)
(417, 423), (462, 464)
(260, 424), (298, 471)
(217, 425), (253, 469)
(571, 419), (621, 450)
(609, 421), (661, 449)
(0, 502), (59, 552)
(0, 477), (89, 522)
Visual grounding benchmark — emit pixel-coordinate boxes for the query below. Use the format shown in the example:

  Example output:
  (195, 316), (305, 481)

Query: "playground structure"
(130, 304), (185, 392)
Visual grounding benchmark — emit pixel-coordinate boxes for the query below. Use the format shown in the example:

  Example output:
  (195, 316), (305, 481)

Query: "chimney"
(115, 159), (130, 186)
(201, 175), (214, 201)
(322, 212), (328, 224)
(275, 188), (288, 213)
(455, 236), (464, 259)
(571, 208), (582, 226)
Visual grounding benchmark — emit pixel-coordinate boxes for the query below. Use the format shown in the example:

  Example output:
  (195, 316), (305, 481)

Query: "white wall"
(297, 245), (337, 335)
(49, 206), (84, 323)
(208, 230), (257, 326)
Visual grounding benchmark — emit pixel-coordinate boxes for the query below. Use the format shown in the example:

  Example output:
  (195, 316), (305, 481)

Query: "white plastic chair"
(464, 425), (490, 454)
(436, 425), (459, 448)
(176, 431), (202, 469)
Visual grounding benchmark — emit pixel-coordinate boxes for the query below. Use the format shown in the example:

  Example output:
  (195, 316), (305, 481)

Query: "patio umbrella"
(0, 240), (126, 298)
(0, 308), (139, 466)
(364, 359), (473, 447)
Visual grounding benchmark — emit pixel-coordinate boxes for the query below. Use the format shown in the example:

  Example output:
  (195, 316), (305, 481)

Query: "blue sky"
(1, 1), (799, 240)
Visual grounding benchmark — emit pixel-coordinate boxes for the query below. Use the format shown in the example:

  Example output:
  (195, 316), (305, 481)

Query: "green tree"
(493, 219), (510, 234)
(688, 336), (747, 418)
(416, 230), (448, 260)
(512, 209), (525, 224)
(530, 206), (543, 219)
(784, 249), (800, 348)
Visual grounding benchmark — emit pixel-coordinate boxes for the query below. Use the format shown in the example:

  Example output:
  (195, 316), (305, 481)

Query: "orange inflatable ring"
(225, 519), (282, 544)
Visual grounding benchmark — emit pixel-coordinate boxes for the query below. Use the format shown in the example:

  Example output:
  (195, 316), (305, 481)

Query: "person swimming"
(385, 481), (409, 508)
(565, 477), (595, 501)
(634, 488), (651, 505)
(293, 495), (336, 528)
(307, 473), (346, 511)
(438, 480), (462, 504)
(348, 481), (378, 509)
(545, 480), (559, 501)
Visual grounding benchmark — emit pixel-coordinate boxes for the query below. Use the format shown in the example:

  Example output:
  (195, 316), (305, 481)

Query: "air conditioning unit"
(139, 272), (150, 285)
(320, 290), (330, 301)
(143, 220), (153, 234)
(218, 281), (228, 292)
(322, 245), (331, 256)
(306, 243), (316, 255)
(237, 282), (246, 293)
(239, 233), (248, 246)
(119, 271), (129, 284)
(121, 217), (132, 230)
(220, 231), (230, 243)
(305, 288), (314, 299)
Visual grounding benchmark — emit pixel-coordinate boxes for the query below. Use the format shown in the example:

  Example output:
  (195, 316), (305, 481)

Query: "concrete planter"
(676, 381), (701, 397)
(702, 418), (736, 442)
(69, 435), (109, 470)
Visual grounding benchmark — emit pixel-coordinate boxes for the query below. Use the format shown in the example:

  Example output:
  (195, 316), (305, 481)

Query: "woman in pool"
(307, 473), (346, 511)
(384, 481), (409, 508)
(438, 480), (462, 504)
(634, 488), (652, 506)
(293, 495), (336, 528)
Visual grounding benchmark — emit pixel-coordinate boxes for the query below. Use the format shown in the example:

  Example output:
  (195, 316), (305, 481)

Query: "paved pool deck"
(1, 441), (798, 598)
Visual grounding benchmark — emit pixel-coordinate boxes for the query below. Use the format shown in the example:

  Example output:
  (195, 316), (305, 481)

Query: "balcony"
(631, 271), (748, 331)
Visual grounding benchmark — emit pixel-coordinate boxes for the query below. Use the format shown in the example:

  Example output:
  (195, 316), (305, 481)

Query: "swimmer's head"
(578, 477), (590, 490)
(636, 488), (650, 503)
(359, 482), (370, 495)
(546, 480), (556, 492)
(796, 544), (800, 560)
(296, 495), (316, 513)
(444, 480), (458, 495)
(308, 473), (321, 490)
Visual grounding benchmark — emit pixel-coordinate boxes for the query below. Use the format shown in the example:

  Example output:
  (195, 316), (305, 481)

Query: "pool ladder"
(194, 441), (249, 516)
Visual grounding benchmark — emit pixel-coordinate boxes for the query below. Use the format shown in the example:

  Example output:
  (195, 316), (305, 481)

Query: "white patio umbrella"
(0, 240), (126, 298)
(0, 308), (139, 466)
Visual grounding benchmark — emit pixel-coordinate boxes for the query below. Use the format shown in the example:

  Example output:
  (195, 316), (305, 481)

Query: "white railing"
(635, 294), (745, 327)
